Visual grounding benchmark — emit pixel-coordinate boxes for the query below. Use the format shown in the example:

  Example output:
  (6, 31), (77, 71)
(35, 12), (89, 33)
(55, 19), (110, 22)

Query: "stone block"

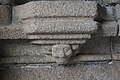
(112, 37), (120, 60)
(0, 5), (11, 25)
(30, 40), (86, 45)
(0, 56), (54, 64)
(22, 18), (98, 34)
(79, 37), (111, 61)
(13, 1), (98, 20)
(116, 4), (120, 20)
(52, 44), (72, 64)
(0, 37), (112, 64)
(0, 0), (14, 4)
(1, 62), (120, 80)
(101, 6), (115, 20)
(0, 40), (52, 57)
(103, 0), (120, 4)
(28, 34), (91, 40)
(0, 23), (27, 39)
(102, 21), (118, 36)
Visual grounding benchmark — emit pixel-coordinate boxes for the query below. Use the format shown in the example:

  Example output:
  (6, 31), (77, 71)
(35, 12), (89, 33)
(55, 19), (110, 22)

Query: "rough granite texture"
(0, 0), (14, 4)
(0, 5), (11, 25)
(116, 4), (120, 20)
(28, 34), (91, 40)
(112, 37), (120, 60)
(101, 21), (118, 36)
(1, 0), (120, 80)
(23, 18), (98, 34)
(13, 1), (98, 19)
(1, 62), (120, 80)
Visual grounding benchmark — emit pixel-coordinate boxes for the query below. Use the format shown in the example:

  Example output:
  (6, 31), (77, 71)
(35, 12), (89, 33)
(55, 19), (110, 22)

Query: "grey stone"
(0, 56), (54, 64)
(0, 37), (112, 64)
(0, 23), (27, 39)
(79, 37), (111, 61)
(118, 20), (120, 36)
(92, 21), (118, 37)
(0, 5), (11, 25)
(30, 40), (86, 45)
(0, 0), (14, 4)
(101, 21), (118, 36)
(112, 37), (120, 60)
(13, 1), (98, 20)
(103, 0), (120, 4)
(28, 34), (91, 40)
(0, 40), (55, 57)
(102, 6), (115, 20)
(22, 18), (98, 34)
(116, 4), (120, 20)
(1, 62), (120, 80)
(52, 44), (72, 64)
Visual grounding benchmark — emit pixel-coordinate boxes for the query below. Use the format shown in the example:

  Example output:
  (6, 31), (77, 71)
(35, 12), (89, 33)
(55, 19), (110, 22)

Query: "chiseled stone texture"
(0, 0), (14, 4)
(0, 23), (27, 39)
(13, 1), (98, 19)
(79, 37), (111, 61)
(0, 37), (112, 64)
(28, 34), (91, 40)
(31, 40), (86, 45)
(1, 62), (120, 80)
(101, 6), (115, 20)
(103, 0), (120, 4)
(112, 37), (120, 60)
(116, 4), (120, 20)
(101, 21), (118, 36)
(22, 18), (98, 34)
(0, 5), (11, 25)
(0, 40), (52, 57)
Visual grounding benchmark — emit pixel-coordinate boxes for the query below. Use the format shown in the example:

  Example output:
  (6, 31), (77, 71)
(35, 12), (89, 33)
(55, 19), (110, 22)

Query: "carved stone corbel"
(52, 44), (72, 64)
(17, 1), (102, 64)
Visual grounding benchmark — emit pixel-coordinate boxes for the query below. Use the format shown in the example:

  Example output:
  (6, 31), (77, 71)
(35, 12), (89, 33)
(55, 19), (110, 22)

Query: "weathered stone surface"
(23, 18), (98, 34)
(13, 1), (98, 19)
(1, 62), (120, 80)
(102, 6), (115, 20)
(0, 23), (27, 39)
(116, 4), (120, 20)
(0, 56), (54, 64)
(0, 40), (52, 57)
(0, 37), (112, 64)
(80, 37), (111, 61)
(0, 5), (11, 25)
(0, 55), (111, 64)
(31, 40), (86, 45)
(112, 37), (120, 60)
(103, 0), (120, 4)
(0, 0), (14, 4)
(118, 20), (120, 36)
(101, 21), (118, 36)
(28, 34), (91, 40)
(52, 44), (72, 64)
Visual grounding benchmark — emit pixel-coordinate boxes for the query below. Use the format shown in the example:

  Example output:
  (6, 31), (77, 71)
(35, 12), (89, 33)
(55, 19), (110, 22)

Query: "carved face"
(52, 44), (72, 64)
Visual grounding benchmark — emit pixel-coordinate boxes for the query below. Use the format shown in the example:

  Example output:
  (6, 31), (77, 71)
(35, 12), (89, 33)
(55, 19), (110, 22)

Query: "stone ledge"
(0, 54), (111, 64)
(30, 40), (86, 45)
(22, 18), (98, 34)
(1, 62), (120, 80)
(13, 1), (98, 20)
(28, 34), (91, 40)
